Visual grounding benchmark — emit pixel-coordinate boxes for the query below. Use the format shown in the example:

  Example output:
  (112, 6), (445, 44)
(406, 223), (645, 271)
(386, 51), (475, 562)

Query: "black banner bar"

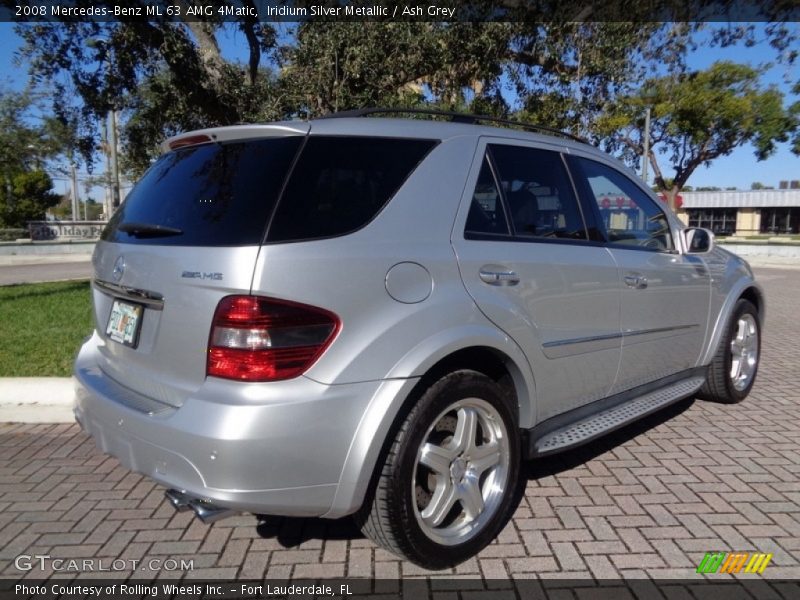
(2, 0), (800, 23)
(2, 579), (800, 600)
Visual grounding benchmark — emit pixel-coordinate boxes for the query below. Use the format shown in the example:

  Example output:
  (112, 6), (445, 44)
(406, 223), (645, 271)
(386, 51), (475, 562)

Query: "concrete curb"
(0, 377), (75, 423)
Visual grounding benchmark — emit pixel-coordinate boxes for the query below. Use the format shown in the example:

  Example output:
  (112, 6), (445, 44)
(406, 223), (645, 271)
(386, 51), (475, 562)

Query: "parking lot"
(1, 266), (798, 583)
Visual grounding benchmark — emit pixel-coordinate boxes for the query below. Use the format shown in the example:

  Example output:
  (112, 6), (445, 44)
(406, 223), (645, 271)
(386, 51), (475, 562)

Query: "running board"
(530, 375), (705, 457)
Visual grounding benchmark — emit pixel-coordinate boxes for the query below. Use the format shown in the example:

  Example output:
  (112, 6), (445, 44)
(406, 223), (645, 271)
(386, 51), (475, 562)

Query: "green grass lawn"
(0, 280), (93, 377)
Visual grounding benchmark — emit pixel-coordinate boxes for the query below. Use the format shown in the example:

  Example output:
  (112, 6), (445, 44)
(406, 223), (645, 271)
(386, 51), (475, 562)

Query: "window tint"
(102, 137), (303, 246)
(571, 157), (674, 251)
(465, 156), (510, 236)
(489, 145), (587, 240)
(267, 136), (436, 242)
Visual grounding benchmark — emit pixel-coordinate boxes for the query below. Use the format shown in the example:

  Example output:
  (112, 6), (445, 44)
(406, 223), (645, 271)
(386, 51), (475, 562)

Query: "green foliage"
(0, 89), (63, 227)
(0, 170), (61, 228)
(12, 14), (800, 193)
(0, 228), (28, 241)
(16, 9), (278, 173)
(603, 61), (799, 207)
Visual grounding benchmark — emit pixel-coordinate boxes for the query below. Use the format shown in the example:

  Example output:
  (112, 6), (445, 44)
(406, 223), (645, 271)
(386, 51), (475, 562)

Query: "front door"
(567, 156), (711, 394)
(452, 140), (622, 423)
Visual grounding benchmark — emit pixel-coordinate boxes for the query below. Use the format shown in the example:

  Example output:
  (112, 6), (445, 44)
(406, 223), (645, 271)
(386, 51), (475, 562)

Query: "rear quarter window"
(266, 136), (437, 242)
(102, 137), (303, 246)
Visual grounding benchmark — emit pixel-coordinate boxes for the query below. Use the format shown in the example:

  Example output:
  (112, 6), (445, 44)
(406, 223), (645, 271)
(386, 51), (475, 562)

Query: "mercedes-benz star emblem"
(112, 255), (126, 282)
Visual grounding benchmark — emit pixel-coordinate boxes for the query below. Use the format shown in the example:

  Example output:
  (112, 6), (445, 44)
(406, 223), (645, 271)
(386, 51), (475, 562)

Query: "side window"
(571, 157), (674, 251)
(489, 145), (587, 240)
(267, 136), (436, 242)
(465, 156), (510, 236)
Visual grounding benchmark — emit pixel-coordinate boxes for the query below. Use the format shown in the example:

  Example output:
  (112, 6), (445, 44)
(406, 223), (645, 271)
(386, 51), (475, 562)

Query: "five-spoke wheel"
(699, 298), (761, 404)
(729, 313), (759, 392)
(413, 398), (510, 545)
(359, 370), (520, 568)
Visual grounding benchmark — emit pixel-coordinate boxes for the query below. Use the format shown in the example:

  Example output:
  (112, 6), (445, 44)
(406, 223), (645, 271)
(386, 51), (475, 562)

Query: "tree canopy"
(599, 61), (799, 208)
(12, 11), (800, 195)
(0, 89), (62, 227)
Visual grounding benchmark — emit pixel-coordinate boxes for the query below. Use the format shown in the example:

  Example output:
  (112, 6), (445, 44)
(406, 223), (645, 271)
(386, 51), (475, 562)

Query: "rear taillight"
(207, 295), (340, 382)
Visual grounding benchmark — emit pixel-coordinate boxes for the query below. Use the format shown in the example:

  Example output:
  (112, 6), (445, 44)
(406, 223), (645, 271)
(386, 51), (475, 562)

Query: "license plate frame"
(105, 299), (144, 348)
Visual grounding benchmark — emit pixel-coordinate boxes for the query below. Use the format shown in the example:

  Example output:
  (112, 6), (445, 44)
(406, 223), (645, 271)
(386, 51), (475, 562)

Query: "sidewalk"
(0, 253), (92, 266)
(0, 377), (75, 423)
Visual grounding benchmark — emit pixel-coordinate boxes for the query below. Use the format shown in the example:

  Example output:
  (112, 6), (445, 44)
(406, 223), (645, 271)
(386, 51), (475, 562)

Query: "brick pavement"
(1, 267), (799, 582)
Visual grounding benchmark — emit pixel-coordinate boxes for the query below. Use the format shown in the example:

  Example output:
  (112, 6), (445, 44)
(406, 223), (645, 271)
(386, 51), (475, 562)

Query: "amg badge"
(181, 271), (223, 281)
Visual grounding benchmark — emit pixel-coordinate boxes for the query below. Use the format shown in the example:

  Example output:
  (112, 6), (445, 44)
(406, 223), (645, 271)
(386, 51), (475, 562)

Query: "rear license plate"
(106, 300), (143, 348)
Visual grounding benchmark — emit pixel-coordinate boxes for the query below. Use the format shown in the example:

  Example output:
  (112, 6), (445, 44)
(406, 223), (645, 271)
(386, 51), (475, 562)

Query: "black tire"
(698, 298), (761, 404)
(358, 370), (520, 568)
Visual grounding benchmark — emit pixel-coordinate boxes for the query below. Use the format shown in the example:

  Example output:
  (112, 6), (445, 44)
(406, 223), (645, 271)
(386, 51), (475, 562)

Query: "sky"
(1, 21), (798, 193)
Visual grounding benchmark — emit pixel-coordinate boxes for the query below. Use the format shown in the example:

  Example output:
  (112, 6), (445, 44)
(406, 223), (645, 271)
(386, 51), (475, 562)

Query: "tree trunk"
(662, 186), (681, 212)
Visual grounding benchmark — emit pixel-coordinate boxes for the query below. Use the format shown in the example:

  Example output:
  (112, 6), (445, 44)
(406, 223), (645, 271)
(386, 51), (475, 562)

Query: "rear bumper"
(74, 335), (388, 517)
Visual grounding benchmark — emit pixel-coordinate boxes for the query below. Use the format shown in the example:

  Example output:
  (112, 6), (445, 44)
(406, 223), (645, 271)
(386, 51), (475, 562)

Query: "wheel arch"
(323, 331), (535, 519)
(739, 285), (764, 323)
(700, 280), (765, 367)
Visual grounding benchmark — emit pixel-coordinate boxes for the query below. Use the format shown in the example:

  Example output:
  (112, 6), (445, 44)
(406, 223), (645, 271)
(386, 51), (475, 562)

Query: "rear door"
(91, 130), (305, 407)
(567, 155), (711, 394)
(452, 139), (622, 422)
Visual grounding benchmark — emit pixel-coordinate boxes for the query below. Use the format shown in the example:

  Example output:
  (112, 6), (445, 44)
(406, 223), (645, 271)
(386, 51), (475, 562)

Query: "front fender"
(699, 251), (765, 366)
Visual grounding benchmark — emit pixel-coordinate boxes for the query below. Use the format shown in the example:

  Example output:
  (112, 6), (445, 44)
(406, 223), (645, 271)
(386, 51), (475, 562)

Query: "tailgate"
(89, 126), (308, 407)
(91, 243), (259, 407)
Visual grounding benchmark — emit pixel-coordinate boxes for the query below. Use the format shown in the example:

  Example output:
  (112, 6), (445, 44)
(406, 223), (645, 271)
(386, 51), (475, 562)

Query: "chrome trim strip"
(623, 324), (698, 338)
(94, 279), (165, 310)
(542, 324), (699, 358)
(543, 332), (621, 349)
(544, 324), (699, 349)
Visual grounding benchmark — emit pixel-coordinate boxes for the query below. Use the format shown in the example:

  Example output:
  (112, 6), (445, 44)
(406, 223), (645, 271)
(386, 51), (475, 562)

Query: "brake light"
(168, 134), (213, 150)
(207, 296), (340, 382)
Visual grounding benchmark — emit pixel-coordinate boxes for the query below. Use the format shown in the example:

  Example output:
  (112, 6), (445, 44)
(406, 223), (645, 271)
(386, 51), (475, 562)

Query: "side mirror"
(684, 227), (715, 254)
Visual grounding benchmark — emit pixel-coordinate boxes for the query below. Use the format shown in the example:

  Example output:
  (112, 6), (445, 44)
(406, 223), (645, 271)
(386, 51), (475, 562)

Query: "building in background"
(676, 183), (800, 236)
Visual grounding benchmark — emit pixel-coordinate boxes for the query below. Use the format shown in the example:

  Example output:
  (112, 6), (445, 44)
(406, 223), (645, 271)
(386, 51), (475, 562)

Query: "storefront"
(677, 189), (800, 236)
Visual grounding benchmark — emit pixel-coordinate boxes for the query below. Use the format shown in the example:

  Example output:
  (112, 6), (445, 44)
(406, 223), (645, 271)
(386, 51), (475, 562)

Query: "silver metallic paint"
(75, 118), (762, 520)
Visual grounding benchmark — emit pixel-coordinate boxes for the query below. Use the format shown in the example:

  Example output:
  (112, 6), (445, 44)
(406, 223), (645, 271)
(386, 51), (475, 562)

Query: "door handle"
(624, 273), (648, 289)
(479, 267), (520, 286)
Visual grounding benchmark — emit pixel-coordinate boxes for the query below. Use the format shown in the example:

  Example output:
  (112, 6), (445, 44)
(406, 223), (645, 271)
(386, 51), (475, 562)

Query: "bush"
(0, 228), (29, 241)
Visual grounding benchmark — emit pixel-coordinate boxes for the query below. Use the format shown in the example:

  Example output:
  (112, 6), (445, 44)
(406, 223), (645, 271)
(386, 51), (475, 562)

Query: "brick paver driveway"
(2, 267), (798, 582)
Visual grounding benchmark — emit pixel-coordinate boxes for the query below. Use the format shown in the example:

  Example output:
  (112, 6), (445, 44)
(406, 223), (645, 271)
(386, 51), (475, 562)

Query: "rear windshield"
(266, 136), (437, 242)
(103, 134), (436, 246)
(102, 136), (303, 246)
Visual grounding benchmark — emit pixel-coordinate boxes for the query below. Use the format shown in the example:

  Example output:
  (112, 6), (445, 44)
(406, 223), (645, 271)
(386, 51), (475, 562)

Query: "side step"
(530, 375), (705, 457)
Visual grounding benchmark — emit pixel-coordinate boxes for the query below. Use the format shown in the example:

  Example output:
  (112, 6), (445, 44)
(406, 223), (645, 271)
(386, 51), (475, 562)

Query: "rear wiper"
(118, 222), (183, 238)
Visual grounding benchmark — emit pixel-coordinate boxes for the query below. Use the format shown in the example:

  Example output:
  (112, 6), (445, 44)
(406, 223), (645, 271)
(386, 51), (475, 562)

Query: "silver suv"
(75, 110), (763, 568)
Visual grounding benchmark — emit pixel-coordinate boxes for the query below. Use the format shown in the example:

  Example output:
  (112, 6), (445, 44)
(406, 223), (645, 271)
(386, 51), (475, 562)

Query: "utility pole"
(109, 109), (121, 211)
(101, 117), (111, 219)
(70, 163), (80, 221)
(642, 105), (651, 184)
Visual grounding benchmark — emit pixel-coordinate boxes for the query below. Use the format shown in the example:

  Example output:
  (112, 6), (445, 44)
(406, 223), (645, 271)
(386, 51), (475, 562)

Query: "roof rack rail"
(318, 107), (588, 144)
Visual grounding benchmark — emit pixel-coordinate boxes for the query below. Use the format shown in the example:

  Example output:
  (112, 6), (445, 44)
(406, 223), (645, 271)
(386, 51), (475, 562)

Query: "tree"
(0, 170), (60, 228)
(14, 10), (799, 183)
(0, 89), (61, 227)
(601, 62), (799, 209)
(16, 3), (279, 174)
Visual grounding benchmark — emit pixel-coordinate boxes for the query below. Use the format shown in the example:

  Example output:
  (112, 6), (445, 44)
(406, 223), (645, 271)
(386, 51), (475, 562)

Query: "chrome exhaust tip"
(164, 489), (192, 512)
(164, 489), (237, 523)
(189, 499), (237, 524)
